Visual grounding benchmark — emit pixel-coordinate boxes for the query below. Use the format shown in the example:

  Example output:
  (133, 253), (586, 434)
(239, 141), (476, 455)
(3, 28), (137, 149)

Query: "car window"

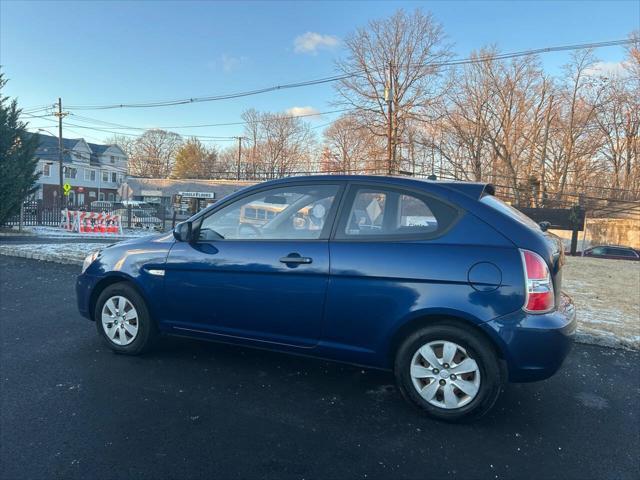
(605, 247), (636, 257)
(340, 186), (457, 238)
(198, 184), (339, 241)
(480, 195), (541, 230)
(590, 247), (606, 255)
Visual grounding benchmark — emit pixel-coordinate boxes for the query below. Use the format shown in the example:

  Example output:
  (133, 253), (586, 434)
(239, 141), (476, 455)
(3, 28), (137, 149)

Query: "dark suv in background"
(583, 245), (639, 261)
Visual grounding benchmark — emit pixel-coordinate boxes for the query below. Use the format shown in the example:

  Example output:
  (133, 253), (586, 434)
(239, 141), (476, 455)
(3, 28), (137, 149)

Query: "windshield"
(480, 195), (541, 230)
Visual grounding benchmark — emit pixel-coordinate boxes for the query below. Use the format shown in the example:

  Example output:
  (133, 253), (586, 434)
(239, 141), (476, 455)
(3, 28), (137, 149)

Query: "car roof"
(253, 175), (493, 200)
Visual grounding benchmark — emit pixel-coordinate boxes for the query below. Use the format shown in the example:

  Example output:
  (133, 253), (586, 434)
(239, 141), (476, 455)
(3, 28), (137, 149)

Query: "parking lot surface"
(1, 256), (638, 480)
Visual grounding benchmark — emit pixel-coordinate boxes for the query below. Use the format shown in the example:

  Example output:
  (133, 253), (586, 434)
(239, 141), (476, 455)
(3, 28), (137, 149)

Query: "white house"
(34, 133), (128, 205)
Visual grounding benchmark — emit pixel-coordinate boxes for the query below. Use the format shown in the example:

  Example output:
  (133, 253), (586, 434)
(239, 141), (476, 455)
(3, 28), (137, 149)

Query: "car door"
(162, 182), (344, 348)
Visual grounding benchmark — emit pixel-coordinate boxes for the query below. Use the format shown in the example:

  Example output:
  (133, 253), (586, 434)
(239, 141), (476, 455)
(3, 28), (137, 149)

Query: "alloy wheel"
(101, 295), (139, 346)
(410, 340), (481, 409)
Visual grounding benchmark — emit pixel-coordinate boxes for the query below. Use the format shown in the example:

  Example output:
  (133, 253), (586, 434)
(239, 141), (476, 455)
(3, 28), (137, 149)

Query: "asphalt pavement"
(1, 255), (638, 480)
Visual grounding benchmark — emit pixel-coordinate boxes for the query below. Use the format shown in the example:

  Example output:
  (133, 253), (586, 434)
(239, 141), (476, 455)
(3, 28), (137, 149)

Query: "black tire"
(394, 322), (503, 422)
(94, 283), (156, 355)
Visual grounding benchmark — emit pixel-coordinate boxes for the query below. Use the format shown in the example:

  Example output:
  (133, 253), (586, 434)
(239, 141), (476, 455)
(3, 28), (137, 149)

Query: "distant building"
(34, 134), (128, 205)
(119, 177), (255, 215)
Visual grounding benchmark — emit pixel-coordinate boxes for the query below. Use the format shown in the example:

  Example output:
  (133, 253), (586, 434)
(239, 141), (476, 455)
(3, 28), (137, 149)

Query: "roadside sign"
(63, 183), (72, 196)
(178, 191), (215, 199)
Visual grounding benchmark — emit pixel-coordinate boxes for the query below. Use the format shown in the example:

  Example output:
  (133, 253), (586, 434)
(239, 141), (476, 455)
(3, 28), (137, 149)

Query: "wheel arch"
(387, 312), (506, 368)
(89, 274), (149, 322)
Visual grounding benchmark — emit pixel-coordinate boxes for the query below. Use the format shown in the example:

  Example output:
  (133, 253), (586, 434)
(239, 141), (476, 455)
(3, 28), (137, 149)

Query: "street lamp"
(38, 128), (65, 206)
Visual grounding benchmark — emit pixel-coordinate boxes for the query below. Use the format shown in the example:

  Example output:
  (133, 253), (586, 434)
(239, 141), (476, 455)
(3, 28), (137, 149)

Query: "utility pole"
(53, 98), (68, 207)
(235, 137), (244, 180)
(385, 61), (393, 175)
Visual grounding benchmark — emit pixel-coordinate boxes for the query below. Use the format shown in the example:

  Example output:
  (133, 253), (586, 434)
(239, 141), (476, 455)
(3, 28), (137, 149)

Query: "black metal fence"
(3, 199), (173, 232)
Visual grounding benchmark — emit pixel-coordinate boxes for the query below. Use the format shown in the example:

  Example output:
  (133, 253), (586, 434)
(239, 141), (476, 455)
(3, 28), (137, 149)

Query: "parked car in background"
(112, 208), (162, 230)
(582, 245), (640, 261)
(77, 175), (576, 422)
(119, 200), (157, 211)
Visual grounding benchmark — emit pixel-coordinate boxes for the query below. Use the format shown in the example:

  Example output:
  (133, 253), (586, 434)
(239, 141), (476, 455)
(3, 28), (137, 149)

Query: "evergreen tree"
(171, 137), (218, 179)
(0, 72), (39, 225)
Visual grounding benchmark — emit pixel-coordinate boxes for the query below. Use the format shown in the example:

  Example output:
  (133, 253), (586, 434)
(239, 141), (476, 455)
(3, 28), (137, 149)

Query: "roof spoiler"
(441, 182), (495, 199)
(483, 183), (495, 196)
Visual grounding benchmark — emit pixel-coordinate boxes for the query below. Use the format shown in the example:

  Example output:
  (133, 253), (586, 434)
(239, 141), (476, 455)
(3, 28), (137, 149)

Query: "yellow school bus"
(239, 202), (312, 228)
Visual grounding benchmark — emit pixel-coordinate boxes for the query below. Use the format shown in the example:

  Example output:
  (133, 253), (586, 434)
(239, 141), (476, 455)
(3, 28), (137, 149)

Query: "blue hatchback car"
(77, 175), (576, 421)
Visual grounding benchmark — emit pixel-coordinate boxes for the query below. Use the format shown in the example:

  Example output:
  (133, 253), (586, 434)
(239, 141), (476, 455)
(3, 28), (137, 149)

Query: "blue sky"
(1, 0), (638, 147)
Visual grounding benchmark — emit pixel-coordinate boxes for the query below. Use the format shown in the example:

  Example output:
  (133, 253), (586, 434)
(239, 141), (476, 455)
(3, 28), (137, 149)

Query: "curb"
(0, 232), (36, 237)
(0, 249), (638, 352)
(575, 331), (639, 351)
(0, 248), (83, 266)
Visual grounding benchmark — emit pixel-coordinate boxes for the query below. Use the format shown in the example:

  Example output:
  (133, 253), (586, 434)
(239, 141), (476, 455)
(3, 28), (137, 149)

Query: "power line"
(67, 107), (354, 130)
(63, 39), (635, 111)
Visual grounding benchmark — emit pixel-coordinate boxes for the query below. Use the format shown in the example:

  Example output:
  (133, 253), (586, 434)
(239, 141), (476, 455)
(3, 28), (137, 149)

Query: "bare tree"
(128, 129), (182, 178)
(426, 49), (497, 181)
(242, 108), (262, 179)
(335, 8), (452, 173)
(592, 37), (640, 198)
(322, 115), (382, 173)
(258, 112), (315, 178)
(549, 50), (605, 199)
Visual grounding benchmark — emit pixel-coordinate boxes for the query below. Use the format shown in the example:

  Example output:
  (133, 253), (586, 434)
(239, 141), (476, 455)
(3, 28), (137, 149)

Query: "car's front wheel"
(394, 323), (503, 422)
(95, 283), (156, 355)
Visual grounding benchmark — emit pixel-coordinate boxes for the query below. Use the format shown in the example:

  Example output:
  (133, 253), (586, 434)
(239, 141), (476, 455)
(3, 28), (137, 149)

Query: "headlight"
(82, 250), (101, 273)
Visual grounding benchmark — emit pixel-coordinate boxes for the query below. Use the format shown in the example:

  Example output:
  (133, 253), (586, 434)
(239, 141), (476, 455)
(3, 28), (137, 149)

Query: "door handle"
(279, 254), (313, 265)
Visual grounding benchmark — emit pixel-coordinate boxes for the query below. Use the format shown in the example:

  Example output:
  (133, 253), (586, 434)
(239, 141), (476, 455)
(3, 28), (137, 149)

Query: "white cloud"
(219, 54), (247, 73)
(294, 32), (340, 54)
(585, 61), (629, 78)
(286, 106), (321, 118)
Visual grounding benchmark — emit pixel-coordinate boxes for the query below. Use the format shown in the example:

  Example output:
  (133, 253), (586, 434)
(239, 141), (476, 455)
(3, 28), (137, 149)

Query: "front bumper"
(76, 273), (101, 320)
(480, 292), (576, 382)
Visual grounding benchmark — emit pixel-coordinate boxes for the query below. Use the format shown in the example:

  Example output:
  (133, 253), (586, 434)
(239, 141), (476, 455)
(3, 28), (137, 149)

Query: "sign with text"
(178, 191), (215, 199)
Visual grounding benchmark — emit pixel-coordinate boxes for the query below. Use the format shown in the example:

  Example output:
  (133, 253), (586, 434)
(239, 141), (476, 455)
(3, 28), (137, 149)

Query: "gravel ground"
(563, 256), (640, 350)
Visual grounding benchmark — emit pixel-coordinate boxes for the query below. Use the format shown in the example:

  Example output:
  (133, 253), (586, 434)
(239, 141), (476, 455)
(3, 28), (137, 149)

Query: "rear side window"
(605, 247), (637, 258)
(480, 195), (540, 230)
(338, 186), (458, 239)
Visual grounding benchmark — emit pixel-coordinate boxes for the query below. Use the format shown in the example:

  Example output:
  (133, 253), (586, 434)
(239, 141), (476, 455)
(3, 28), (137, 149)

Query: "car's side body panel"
(160, 239), (331, 347)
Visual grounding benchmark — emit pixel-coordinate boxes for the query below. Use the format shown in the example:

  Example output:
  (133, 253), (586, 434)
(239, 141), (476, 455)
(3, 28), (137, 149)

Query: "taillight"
(520, 249), (555, 313)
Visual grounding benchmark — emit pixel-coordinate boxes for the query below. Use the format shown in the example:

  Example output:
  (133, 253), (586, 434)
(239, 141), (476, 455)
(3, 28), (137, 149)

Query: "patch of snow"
(0, 242), (104, 260)
(19, 225), (158, 239)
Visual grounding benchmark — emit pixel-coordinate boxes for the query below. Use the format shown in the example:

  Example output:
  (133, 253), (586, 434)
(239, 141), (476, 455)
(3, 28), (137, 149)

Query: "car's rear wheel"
(394, 323), (503, 422)
(95, 283), (156, 355)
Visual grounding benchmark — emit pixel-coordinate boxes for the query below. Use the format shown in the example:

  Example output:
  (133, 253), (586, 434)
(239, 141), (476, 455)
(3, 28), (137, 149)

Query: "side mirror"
(173, 221), (192, 242)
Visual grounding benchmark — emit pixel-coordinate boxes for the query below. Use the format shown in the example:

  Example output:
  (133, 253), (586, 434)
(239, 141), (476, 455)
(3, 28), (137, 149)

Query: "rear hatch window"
(480, 195), (541, 231)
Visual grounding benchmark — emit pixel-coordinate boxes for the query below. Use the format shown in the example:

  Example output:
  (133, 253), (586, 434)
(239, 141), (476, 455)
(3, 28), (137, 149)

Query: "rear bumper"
(480, 292), (576, 382)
